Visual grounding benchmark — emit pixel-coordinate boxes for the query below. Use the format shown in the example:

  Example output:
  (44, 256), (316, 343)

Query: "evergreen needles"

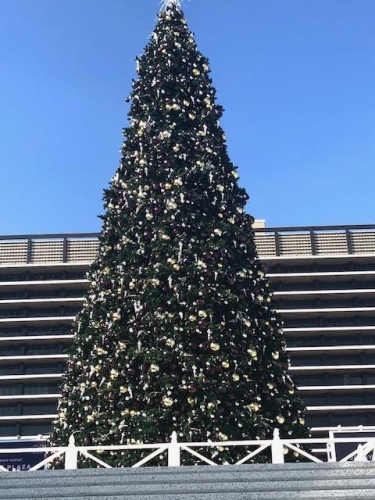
(49, 2), (309, 467)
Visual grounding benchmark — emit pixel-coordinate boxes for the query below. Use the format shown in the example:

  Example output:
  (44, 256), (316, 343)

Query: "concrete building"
(0, 224), (375, 441)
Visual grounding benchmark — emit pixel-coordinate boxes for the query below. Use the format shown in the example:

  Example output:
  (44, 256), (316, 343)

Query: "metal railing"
(0, 233), (99, 266)
(1, 429), (375, 472)
(1, 224), (375, 265)
(254, 224), (375, 257)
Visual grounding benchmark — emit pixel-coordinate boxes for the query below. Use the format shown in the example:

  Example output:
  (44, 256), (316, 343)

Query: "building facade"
(0, 225), (375, 441)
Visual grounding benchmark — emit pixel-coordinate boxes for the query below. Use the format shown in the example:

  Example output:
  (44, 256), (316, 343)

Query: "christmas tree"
(50, 0), (309, 465)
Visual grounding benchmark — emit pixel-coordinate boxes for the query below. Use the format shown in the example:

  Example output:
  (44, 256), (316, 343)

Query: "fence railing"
(1, 224), (375, 265)
(1, 429), (375, 472)
(253, 224), (375, 257)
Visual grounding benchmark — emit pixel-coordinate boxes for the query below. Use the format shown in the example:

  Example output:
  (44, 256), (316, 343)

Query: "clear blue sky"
(0, 0), (374, 235)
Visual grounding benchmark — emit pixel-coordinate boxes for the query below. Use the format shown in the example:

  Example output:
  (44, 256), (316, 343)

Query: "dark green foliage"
(50, 3), (309, 466)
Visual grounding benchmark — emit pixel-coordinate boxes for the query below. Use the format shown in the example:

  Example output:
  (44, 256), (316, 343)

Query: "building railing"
(1, 224), (375, 265)
(0, 233), (99, 266)
(0, 429), (375, 472)
(254, 224), (375, 257)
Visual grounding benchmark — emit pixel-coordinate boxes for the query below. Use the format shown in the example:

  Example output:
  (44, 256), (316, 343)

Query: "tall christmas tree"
(50, 0), (309, 465)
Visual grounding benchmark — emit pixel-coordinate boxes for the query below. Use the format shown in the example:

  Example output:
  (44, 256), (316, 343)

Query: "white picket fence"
(0, 428), (374, 472)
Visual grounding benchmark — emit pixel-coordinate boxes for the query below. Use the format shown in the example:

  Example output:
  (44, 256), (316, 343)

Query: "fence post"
(65, 434), (78, 470)
(271, 429), (284, 464)
(168, 431), (180, 467)
(327, 431), (337, 462)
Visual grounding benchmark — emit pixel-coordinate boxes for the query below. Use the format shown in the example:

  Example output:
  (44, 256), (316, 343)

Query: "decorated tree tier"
(50, 0), (309, 466)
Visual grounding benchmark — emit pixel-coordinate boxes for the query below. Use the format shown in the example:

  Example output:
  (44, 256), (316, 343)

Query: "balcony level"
(0, 226), (374, 437)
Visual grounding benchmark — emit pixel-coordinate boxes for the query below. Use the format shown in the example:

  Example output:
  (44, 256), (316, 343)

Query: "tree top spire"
(161, 0), (181, 10)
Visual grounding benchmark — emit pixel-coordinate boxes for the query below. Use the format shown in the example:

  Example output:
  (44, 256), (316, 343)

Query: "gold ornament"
(210, 342), (220, 352)
(218, 432), (228, 441)
(276, 415), (285, 424)
(162, 397), (174, 407)
(112, 311), (121, 321)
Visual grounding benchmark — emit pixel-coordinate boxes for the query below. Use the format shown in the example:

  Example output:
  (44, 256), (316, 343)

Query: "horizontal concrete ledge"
(299, 384), (375, 392)
(0, 354), (68, 362)
(287, 345), (375, 353)
(19, 492), (375, 500)
(1, 478), (375, 498)
(0, 414), (57, 422)
(269, 270), (375, 278)
(1, 462), (374, 479)
(0, 263), (89, 271)
(1, 467), (375, 486)
(275, 289), (375, 297)
(310, 425), (375, 433)
(0, 335), (74, 344)
(284, 326), (375, 333)
(278, 307), (375, 314)
(290, 364), (375, 372)
(0, 317), (75, 324)
(0, 373), (62, 382)
(2, 479), (375, 500)
(0, 279), (87, 287)
(262, 254), (375, 263)
(306, 404), (375, 412)
(0, 394), (59, 402)
(0, 298), (83, 306)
